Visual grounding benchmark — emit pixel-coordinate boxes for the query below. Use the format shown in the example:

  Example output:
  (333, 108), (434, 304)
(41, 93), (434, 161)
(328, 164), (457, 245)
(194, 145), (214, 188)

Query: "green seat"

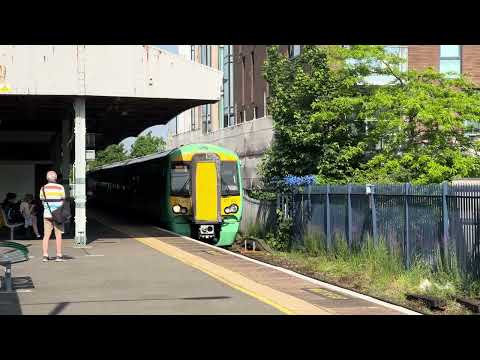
(0, 241), (30, 292)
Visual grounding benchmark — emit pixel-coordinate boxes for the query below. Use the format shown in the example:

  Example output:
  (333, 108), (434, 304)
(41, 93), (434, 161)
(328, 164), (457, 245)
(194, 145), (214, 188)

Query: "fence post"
(404, 183), (411, 269)
(326, 184), (331, 251)
(307, 184), (312, 237)
(347, 184), (353, 248)
(368, 184), (378, 245)
(441, 181), (449, 270)
(308, 184), (312, 214)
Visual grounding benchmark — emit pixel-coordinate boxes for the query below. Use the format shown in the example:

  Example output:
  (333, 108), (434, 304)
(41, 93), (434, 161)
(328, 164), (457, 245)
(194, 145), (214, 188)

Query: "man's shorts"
(44, 218), (64, 236)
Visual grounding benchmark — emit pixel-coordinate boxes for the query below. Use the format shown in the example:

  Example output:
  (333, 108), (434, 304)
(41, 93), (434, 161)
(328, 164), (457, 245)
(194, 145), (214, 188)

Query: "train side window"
(171, 163), (191, 197)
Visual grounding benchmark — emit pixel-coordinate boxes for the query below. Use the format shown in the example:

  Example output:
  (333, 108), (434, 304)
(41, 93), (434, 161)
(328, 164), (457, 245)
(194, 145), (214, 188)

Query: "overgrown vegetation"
(244, 209), (293, 252)
(246, 187), (277, 201)
(261, 45), (480, 185)
(250, 231), (480, 314)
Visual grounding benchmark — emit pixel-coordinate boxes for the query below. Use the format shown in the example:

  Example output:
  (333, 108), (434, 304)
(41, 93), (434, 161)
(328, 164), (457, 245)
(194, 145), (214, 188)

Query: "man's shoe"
(55, 255), (65, 262)
(42, 256), (49, 262)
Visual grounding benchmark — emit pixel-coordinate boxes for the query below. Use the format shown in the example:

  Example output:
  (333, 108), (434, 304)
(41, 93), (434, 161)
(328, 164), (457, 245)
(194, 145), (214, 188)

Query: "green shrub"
(245, 222), (268, 239)
(303, 231), (326, 256)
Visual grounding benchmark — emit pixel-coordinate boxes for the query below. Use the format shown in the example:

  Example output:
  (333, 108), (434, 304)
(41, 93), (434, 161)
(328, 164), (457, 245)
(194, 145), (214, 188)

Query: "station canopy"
(0, 45), (222, 151)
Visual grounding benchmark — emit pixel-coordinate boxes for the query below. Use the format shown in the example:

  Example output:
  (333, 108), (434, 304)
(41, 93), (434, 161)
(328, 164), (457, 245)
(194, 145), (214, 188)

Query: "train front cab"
(168, 146), (242, 247)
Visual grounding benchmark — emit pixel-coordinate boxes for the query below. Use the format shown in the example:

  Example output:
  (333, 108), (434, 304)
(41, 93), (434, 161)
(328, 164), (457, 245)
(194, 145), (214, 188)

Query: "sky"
(120, 45), (179, 152)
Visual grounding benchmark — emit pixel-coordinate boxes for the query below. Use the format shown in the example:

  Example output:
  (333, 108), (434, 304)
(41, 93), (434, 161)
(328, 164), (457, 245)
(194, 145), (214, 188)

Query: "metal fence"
(240, 192), (277, 235)
(282, 183), (480, 279)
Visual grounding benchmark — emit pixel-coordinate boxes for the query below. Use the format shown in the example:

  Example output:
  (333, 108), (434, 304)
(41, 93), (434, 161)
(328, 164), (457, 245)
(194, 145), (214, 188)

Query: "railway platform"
(0, 210), (419, 315)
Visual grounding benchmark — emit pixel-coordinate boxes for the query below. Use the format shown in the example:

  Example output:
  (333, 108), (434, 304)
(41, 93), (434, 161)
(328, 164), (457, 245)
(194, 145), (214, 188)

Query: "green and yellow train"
(87, 144), (243, 247)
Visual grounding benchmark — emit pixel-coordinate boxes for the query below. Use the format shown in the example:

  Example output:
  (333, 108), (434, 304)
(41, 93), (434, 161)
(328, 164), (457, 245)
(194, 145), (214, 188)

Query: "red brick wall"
(408, 45), (439, 71)
(461, 46), (480, 85)
(233, 45), (271, 122)
(408, 45), (480, 86)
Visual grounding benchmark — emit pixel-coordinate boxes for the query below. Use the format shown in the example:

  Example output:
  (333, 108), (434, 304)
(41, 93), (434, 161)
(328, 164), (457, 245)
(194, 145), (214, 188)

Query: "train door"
(191, 153), (222, 225)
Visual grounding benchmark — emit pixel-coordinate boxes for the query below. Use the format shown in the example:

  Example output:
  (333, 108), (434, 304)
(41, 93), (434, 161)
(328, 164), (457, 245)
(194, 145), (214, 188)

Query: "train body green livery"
(87, 144), (243, 247)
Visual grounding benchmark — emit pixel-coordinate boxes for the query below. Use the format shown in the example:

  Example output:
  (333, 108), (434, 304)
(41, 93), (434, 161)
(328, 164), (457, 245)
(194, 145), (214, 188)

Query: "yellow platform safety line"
(96, 219), (333, 315)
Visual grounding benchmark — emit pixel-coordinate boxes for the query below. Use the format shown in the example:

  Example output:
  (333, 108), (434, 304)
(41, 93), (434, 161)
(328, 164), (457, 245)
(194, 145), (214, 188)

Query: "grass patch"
(251, 230), (480, 314)
(244, 221), (269, 239)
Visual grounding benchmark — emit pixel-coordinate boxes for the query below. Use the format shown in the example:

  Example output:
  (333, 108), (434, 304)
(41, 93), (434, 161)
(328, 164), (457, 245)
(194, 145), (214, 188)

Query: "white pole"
(61, 116), (72, 198)
(74, 97), (87, 247)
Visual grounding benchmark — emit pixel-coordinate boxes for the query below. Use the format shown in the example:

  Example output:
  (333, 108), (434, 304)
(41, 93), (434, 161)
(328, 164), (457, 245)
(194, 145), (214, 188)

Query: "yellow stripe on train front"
(173, 152), (238, 162)
(195, 162), (219, 222)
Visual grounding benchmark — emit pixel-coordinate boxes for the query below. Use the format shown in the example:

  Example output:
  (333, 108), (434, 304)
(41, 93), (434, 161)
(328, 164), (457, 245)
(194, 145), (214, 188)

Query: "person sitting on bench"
(20, 194), (41, 239)
(2, 193), (24, 224)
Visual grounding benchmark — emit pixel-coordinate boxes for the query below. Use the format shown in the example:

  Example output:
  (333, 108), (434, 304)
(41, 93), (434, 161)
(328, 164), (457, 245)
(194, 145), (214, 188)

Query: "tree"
(130, 131), (166, 158)
(351, 55), (480, 184)
(260, 45), (371, 184)
(261, 45), (480, 185)
(88, 144), (128, 170)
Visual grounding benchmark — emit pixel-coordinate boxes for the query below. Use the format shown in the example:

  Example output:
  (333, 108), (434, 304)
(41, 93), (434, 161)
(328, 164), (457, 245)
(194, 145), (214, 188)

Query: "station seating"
(0, 208), (23, 241)
(0, 241), (30, 292)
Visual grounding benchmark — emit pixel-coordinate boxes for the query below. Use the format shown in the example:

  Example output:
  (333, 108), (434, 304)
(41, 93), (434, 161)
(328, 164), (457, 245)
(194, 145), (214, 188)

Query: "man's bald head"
(46, 171), (58, 182)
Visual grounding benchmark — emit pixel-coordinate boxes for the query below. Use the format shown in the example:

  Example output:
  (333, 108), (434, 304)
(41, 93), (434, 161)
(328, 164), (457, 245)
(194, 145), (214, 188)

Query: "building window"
(200, 45), (212, 67)
(465, 120), (480, 138)
(362, 45), (408, 85)
(440, 45), (461, 78)
(190, 45), (196, 61)
(191, 108), (196, 131)
(219, 45), (225, 128)
(221, 45), (235, 128)
(385, 45), (408, 72)
(202, 104), (212, 134)
(239, 110), (244, 124)
(288, 45), (301, 59)
(251, 51), (255, 103)
(242, 56), (246, 106)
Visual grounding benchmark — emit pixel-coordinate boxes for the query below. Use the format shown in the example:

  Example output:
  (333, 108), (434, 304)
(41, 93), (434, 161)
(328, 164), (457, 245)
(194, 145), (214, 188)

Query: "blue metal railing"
(279, 182), (480, 279)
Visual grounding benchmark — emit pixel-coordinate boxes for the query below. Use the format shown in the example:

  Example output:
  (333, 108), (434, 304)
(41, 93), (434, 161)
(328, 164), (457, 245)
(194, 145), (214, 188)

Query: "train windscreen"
(221, 162), (240, 196)
(171, 163), (191, 196)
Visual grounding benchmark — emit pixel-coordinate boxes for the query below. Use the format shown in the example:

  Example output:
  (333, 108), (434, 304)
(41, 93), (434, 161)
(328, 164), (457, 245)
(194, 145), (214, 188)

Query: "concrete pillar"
(61, 115), (72, 198)
(74, 97), (87, 246)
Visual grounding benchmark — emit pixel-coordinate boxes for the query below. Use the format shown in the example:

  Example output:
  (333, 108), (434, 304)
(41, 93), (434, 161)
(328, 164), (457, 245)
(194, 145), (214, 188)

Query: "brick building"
(168, 45), (480, 187)
(408, 45), (480, 84)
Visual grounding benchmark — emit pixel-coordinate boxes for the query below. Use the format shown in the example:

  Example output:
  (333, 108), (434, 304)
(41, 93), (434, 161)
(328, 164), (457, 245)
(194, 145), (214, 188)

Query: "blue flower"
(281, 175), (316, 187)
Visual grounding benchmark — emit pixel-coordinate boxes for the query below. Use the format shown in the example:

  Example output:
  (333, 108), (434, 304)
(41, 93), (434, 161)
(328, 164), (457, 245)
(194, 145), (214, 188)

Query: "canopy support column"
(74, 97), (87, 247)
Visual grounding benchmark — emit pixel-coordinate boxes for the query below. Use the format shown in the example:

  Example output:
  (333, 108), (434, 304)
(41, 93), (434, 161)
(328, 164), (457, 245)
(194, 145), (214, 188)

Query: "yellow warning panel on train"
(195, 162), (218, 222)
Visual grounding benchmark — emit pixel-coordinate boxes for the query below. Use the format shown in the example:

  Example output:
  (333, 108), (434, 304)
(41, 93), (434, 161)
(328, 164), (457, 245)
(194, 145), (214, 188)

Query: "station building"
(0, 45), (222, 245)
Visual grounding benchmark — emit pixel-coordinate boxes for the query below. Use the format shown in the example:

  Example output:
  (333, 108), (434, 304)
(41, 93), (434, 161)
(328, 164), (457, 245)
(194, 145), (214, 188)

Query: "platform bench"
(0, 241), (29, 292)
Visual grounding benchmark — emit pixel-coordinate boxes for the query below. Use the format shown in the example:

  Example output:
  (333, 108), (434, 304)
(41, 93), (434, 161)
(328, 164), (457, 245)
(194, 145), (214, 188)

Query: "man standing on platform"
(40, 171), (66, 262)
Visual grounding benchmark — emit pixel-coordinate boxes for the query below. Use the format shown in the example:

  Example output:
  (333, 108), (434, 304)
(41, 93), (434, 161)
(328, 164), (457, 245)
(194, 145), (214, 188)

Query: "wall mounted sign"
(86, 150), (96, 160)
(0, 65), (12, 93)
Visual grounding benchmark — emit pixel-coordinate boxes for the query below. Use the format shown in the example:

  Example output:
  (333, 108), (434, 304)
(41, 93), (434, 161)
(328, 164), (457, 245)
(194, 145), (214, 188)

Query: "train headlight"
(224, 204), (239, 214)
(173, 205), (188, 214)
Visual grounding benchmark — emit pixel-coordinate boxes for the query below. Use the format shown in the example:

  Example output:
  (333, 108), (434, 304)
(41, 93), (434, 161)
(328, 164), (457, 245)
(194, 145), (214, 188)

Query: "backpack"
(6, 205), (23, 223)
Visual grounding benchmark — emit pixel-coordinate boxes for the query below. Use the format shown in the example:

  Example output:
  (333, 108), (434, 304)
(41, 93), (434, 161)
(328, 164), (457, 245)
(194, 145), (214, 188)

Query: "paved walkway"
(0, 220), (280, 315)
(0, 210), (418, 315)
